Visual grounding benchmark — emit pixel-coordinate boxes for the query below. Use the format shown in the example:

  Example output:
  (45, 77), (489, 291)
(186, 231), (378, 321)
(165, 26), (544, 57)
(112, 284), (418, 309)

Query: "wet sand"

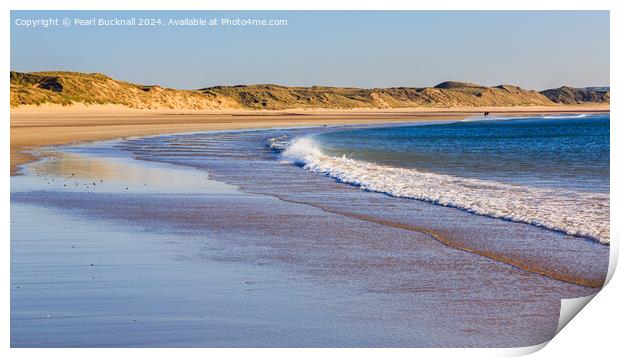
(10, 124), (608, 347)
(10, 104), (610, 174)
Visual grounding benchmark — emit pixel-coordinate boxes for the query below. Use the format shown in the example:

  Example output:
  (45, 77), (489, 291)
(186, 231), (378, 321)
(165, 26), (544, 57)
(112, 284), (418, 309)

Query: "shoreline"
(10, 105), (609, 175)
(11, 130), (606, 346)
(118, 124), (608, 285)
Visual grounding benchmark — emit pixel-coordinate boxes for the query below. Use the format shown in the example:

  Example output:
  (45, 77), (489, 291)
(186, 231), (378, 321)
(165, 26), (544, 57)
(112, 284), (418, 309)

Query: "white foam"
(281, 136), (609, 244)
(460, 116), (518, 122)
(268, 135), (290, 150)
(541, 114), (589, 119)
(461, 114), (592, 122)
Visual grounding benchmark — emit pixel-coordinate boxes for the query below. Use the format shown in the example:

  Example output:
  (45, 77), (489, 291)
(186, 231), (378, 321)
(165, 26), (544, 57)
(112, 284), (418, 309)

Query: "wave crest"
(281, 136), (609, 244)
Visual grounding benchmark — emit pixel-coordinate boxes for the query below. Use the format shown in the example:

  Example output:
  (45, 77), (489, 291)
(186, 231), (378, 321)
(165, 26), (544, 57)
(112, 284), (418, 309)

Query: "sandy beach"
(10, 6), (615, 351)
(10, 105), (610, 347)
(11, 117), (609, 347)
(8, 6), (613, 351)
(10, 104), (609, 174)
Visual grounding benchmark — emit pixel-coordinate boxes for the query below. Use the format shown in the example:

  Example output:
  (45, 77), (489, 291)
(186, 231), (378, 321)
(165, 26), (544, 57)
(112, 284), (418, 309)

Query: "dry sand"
(10, 104), (609, 175)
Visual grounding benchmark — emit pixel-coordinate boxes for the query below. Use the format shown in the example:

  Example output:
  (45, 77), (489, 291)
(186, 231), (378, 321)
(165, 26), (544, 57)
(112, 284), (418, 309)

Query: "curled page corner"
(517, 293), (600, 356)
(504, 342), (549, 357)
(544, 240), (618, 351)
(555, 293), (597, 336)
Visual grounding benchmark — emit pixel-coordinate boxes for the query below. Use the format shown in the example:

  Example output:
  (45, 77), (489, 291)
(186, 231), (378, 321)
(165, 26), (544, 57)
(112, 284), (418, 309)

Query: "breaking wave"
(276, 136), (609, 244)
(461, 114), (592, 122)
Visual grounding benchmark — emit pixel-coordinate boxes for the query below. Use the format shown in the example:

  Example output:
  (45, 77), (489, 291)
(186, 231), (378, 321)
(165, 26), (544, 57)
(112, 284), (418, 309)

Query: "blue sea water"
(280, 114), (610, 243)
(316, 114), (610, 193)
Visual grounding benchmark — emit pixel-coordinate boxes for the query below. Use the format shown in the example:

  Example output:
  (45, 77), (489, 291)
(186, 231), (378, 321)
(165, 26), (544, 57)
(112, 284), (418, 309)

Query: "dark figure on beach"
(484, 111), (490, 117)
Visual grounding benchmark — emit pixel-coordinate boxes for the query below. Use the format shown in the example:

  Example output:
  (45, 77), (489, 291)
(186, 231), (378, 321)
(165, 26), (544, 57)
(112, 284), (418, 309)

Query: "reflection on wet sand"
(10, 128), (608, 347)
(20, 147), (238, 195)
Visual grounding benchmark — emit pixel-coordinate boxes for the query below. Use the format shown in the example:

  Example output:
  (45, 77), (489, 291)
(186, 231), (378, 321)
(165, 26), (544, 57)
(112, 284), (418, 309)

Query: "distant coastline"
(10, 71), (609, 110)
(10, 70), (610, 175)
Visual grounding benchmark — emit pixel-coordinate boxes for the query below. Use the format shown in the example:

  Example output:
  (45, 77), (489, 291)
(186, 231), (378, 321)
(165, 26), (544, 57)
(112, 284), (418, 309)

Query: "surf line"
(269, 194), (604, 289)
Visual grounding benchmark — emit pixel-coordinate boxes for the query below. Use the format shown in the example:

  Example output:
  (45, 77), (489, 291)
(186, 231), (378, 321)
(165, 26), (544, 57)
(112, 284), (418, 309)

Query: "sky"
(10, 10), (610, 90)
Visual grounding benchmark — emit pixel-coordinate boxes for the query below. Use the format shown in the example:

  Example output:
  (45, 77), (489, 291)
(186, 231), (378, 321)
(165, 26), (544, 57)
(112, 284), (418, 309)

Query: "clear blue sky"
(10, 10), (609, 90)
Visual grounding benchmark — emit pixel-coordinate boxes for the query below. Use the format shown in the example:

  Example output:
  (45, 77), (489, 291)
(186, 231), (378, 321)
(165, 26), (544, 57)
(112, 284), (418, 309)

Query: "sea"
(277, 114), (610, 244)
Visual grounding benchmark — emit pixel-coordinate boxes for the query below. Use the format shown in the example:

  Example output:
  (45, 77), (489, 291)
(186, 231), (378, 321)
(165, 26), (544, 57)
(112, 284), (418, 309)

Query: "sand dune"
(11, 71), (609, 110)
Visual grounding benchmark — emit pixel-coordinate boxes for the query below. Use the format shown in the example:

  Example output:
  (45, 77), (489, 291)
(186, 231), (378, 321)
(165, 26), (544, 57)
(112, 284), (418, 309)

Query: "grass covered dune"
(10, 71), (609, 110)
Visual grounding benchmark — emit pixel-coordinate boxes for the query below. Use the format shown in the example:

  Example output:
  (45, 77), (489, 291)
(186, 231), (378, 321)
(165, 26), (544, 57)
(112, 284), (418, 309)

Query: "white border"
(3, 1), (617, 357)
